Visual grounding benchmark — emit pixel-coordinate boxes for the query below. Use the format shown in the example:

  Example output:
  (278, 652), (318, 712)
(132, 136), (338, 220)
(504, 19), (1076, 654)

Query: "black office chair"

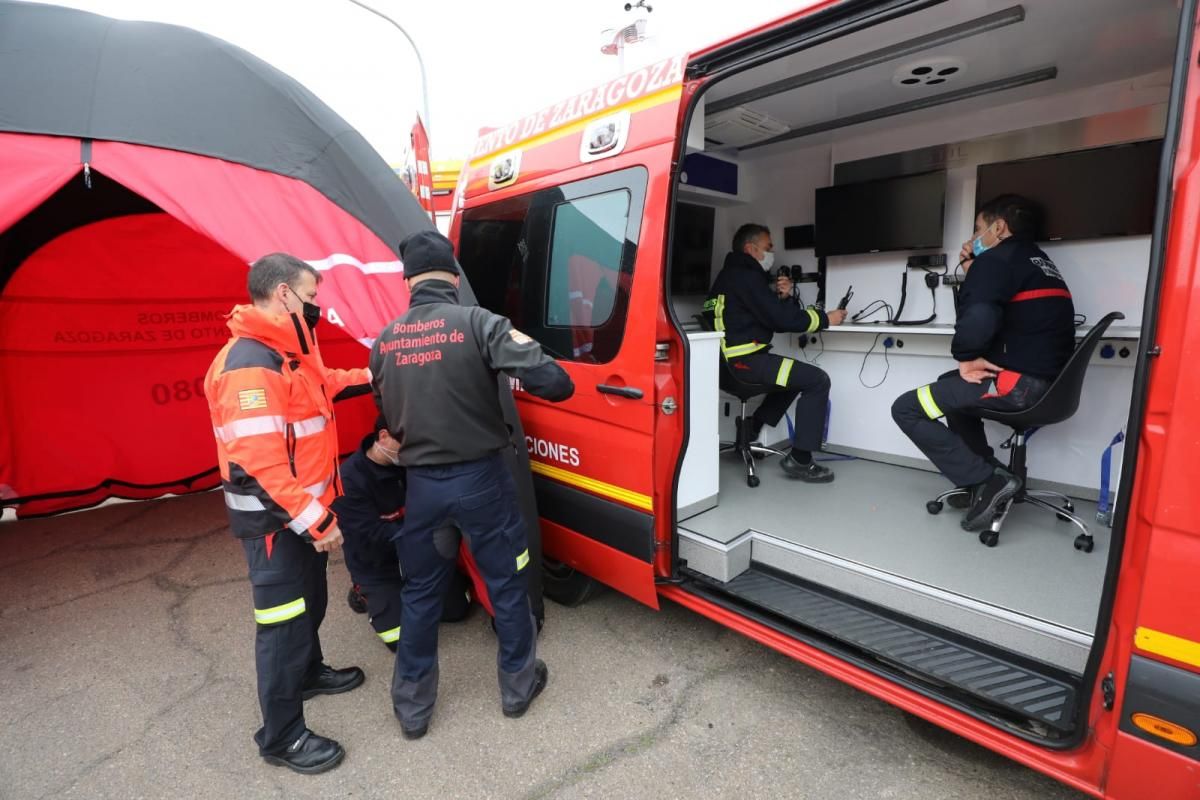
(694, 313), (787, 488)
(927, 311), (1125, 551)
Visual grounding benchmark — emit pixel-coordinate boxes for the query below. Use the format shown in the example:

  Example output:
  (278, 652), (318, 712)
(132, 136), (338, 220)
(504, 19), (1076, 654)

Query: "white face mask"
(757, 251), (775, 272)
(375, 441), (401, 466)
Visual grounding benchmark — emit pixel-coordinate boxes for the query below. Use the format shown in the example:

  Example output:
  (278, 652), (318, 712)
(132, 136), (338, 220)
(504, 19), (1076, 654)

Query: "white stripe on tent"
(304, 253), (405, 275)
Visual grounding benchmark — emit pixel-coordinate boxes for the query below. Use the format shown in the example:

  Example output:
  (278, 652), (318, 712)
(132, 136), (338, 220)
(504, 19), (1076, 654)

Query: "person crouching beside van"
(891, 195), (1076, 532)
(333, 418), (472, 651)
(704, 223), (848, 482)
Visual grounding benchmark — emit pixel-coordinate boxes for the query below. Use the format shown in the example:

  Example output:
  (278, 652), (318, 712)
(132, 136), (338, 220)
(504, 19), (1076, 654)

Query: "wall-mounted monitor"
(975, 139), (1162, 242)
(814, 170), (945, 257)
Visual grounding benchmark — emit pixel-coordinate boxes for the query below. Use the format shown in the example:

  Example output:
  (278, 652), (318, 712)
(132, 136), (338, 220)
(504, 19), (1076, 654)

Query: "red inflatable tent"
(0, 1), (542, 614)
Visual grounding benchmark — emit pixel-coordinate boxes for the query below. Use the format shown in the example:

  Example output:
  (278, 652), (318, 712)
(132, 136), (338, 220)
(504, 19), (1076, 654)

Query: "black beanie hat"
(399, 230), (460, 279)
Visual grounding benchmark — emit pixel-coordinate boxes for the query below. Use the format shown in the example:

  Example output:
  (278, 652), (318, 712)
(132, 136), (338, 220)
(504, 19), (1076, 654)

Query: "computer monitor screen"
(815, 170), (945, 257)
(975, 140), (1162, 241)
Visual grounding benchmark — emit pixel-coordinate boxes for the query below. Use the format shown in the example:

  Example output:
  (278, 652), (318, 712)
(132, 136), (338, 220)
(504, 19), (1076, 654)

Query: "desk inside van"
(830, 323), (1142, 339)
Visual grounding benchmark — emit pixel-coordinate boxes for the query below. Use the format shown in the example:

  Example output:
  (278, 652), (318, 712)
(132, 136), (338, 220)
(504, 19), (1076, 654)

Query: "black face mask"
(302, 302), (321, 331)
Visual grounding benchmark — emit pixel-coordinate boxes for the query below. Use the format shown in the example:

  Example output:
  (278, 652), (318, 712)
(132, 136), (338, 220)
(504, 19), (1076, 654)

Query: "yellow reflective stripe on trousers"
(776, 358), (794, 387)
(516, 549), (530, 571)
(254, 597), (306, 625)
(722, 341), (766, 358)
(916, 384), (944, 420)
(377, 625), (401, 644)
(713, 295), (726, 332)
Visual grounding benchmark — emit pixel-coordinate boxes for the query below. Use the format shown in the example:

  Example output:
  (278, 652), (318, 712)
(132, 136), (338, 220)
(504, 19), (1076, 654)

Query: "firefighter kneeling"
(371, 231), (574, 739)
(334, 418), (473, 649)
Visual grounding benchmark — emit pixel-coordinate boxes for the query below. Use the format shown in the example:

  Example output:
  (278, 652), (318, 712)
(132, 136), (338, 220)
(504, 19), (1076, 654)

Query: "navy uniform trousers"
(241, 530), (328, 755)
(730, 351), (831, 452)
(391, 451), (538, 728)
(892, 369), (1049, 488)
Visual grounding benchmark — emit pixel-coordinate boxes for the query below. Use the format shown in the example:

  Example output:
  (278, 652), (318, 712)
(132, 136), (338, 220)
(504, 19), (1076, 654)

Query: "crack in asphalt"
(520, 664), (739, 800)
(35, 536), (248, 800)
(0, 525), (231, 617)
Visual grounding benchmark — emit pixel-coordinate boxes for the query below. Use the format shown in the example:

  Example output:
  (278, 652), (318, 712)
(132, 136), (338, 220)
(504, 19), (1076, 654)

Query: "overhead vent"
(704, 106), (791, 147)
(893, 57), (967, 88)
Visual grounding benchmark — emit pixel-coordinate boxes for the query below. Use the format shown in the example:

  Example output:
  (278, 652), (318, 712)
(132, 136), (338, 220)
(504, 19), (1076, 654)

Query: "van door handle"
(596, 384), (644, 399)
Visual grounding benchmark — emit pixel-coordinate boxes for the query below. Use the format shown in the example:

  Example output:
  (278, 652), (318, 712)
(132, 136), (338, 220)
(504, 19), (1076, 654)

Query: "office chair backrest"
(980, 311), (1125, 428)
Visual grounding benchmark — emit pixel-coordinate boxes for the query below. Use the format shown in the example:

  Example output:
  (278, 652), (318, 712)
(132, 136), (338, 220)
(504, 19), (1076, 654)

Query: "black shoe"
(961, 468), (1023, 532)
(780, 456), (834, 483)
(946, 490), (971, 510)
(400, 721), (429, 741)
(302, 664), (365, 700)
(262, 730), (344, 774)
(503, 660), (548, 719)
(347, 585), (368, 614)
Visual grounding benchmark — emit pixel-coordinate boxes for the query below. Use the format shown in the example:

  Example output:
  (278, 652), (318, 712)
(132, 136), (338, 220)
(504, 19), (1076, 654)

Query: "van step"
(689, 564), (1078, 733)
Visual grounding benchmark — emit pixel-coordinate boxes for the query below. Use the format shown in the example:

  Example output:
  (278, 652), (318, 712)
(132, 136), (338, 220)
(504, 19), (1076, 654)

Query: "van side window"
(459, 167), (647, 364)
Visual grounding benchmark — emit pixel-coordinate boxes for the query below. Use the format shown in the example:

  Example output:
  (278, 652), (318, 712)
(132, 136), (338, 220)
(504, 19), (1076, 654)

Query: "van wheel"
(542, 558), (601, 607)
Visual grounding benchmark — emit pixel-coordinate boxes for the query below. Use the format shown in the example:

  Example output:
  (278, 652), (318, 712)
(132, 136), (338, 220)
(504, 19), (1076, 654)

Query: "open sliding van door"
(455, 58), (688, 608)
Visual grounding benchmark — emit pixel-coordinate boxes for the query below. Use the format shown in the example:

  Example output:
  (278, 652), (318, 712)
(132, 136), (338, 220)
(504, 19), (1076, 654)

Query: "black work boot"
(262, 730), (344, 774)
(347, 585), (368, 614)
(780, 456), (834, 483)
(302, 664), (365, 700)
(400, 719), (429, 741)
(961, 468), (1023, 532)
(946, 490), (971, 510)
(503, 660), (549, 719)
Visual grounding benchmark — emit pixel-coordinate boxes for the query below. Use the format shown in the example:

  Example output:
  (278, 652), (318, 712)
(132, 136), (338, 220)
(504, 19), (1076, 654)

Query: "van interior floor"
(678, 454), (1107, 675)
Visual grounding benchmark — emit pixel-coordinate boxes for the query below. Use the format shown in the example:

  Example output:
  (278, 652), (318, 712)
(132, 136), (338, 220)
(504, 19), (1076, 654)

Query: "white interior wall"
(678, 73), (1169, 494)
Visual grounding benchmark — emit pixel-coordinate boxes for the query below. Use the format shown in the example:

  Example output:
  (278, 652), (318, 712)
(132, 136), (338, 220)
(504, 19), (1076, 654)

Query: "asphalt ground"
(0, 492), (1087, 800)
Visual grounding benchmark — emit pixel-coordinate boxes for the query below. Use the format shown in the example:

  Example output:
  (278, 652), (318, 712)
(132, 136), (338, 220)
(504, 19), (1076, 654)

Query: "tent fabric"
(0, 1), (431, 255)
(0, 2), (546, 614)
(92, 140), (411, 345)
(0, 134), (79, 234)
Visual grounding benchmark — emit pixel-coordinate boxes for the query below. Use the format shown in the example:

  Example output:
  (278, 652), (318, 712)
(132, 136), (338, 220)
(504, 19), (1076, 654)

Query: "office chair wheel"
(747, 475), (761, 488)
(926, 500), (943, 515)
(979, 531), (999, 548)
(1073, 534), (1094, 553)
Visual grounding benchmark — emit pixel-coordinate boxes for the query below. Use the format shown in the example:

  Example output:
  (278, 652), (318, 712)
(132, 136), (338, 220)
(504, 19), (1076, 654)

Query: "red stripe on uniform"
(1011, 288), (1072, 302)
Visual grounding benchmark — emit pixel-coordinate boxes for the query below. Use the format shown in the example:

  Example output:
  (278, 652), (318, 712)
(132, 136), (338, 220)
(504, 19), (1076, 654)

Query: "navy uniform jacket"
(704, 251), (830, 359)
(952, 238), (1076, 380)
(332, 434), (405, 581)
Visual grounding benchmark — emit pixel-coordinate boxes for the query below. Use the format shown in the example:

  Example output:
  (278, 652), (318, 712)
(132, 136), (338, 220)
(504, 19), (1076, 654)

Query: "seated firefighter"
(334, 418), (471, 651)
(891, 194), (1076, 531)
(705, 223), (847, 482)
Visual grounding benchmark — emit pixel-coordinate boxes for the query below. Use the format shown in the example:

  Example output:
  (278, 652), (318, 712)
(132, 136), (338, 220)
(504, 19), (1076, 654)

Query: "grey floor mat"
(680, 454), (1108, 634)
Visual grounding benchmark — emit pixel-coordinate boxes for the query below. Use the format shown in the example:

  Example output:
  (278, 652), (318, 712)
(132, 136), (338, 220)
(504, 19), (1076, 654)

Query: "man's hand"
(312, 523), (343, 553)
(825, 308), (848, 326)
(775, 275), (793, 299)
(958, 357), (1001, 384)
(958, 241), (975, 273)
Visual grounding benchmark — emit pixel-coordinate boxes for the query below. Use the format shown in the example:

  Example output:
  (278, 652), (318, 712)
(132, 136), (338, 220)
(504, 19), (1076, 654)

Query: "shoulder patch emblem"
(237, 388), (268, 410)
(509, 329), (533, 345)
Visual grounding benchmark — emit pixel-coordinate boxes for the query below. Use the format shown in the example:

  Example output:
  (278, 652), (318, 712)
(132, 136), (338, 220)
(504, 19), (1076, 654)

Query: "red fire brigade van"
(450, 2), (1200, 796)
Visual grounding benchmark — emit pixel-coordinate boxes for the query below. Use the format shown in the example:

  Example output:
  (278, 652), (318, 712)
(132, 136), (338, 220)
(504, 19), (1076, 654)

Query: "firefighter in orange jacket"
(204, 253), (369, 775)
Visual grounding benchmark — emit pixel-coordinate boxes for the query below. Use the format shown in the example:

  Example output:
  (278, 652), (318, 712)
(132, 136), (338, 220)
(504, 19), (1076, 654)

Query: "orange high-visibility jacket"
(204, 305), (369, 541)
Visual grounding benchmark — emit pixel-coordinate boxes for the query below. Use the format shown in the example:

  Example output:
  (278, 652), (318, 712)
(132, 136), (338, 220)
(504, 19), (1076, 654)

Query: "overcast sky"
(51, 0), (812, 163)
